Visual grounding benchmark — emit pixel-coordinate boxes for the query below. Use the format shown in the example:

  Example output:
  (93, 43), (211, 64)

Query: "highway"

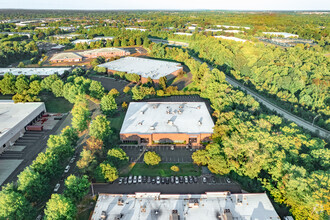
(192, 55), (330, 140)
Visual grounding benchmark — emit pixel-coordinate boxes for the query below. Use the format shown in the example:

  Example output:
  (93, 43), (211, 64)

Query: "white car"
(54, 183), (60, 192)
(226, 178), (231, 183)
(70, 156), (76, 163)
(133, 176), (137, 184)
(138, 175), (142, 183)
(64, 165), (70, 173)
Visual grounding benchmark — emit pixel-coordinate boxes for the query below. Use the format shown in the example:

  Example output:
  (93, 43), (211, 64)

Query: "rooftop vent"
(168, 120), (173, 125)
(197, 105), (201, 109)
(138, 121), (143, 125)
(100, 211), (107, 220)
(150, 126), (155, 130)
(198, 121), (202, 126)
(178, 109), (183, 114)
(117, 198), (124, 206)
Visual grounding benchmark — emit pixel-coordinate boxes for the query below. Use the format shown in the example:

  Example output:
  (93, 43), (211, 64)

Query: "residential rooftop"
(120, 102), (214, 135)
(0, 68), (71, 76)
(91, 192), (280, 220)
(98, 57), (182, 80)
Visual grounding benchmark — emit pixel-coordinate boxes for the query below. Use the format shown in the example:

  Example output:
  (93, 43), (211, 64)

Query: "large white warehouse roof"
(120, 102), (214, 135)
(98, 57), (182, 80)
(0, 68), (71, 76)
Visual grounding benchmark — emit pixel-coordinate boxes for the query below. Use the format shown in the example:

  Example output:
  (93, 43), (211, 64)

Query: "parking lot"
(92, 175), (242, 194)
(121, 145), (195, 163)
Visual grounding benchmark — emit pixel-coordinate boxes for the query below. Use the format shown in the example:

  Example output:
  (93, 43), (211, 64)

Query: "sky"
(0, 0), (329, 10)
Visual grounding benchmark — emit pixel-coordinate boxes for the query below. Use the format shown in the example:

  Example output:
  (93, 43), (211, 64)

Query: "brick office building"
(98, 57), (183, 83)
(79, 48), (130, 59)
(120, 102), (214, 148)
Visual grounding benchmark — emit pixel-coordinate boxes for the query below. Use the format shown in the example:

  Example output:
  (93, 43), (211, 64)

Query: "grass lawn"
(39, 92), (73, 113)
(124, 163), (201, 177)
(109, 111), (126, 131)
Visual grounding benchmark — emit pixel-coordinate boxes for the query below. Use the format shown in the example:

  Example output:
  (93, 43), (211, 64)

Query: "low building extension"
(78, 48), (130, 58)
(91, 192), (280, 220)
(0, 101), (46, 155)
(98, 57), (183, 83)
(120, 102), (214, 147)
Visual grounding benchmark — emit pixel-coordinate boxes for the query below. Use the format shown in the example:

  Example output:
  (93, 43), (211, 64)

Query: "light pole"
(312, 114), (321, 126)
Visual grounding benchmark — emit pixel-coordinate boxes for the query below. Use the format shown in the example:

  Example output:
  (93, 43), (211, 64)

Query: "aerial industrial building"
(98, 57), (183, 83)
(262, 32), (299, 38)
(0, 101), (46, 155)
(120, 102), (214, 147)
(50, 52), (83, 63)
(91, 192), (280, 220)
(214, 36), (247, 42)
(0, 68), (71, 77)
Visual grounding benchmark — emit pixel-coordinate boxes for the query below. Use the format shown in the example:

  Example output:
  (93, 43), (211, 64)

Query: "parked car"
(161, 177), (165, 184)
(128, 176), (133, 184)
(118, 177), (123, 185)
(69, 156), (76, 163)
(165, 177), (170, 184)
(151, 177), (156, 184)
(138, 175), (142, 183)
(64, 165), (70, 173)
(147, 176), (151, 184)
(189, 176), (194, 184)
(193, 176), (198, 183)
(156, 176), (161, 184)
(184, 176), (189, 184)
(171, 176), (175, 184)
(54, 183), (60, 192)
(123, 177), (128, 184)
(171, 145), (175, 150)
(226, 178), (231, 183)
(211, 177), (216, 183)
(133, 176), (137, 184)
(179, 176), (184, 183)
(142, 176), (147, 183)
(175, 176), (179, 184)
(202, 177), (207, 183)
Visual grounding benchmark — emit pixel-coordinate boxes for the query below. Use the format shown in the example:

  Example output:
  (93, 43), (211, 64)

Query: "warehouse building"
(78, 47), (130, 58)
(0, 101), (46, 155)
(262, 32), (299, 38)
(214, 36), (247, 42)
(0, 67), (71, 77)
(91, 192), (280, 220)
(71, 39), (98, 45)
(120, 102), (214, 147)
(50, 52), (83, 63)
(98, 57), (183, 83)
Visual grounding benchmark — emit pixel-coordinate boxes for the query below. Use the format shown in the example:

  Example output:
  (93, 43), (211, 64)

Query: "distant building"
(223, 30), (244, 34)
(52, 34), (81, 39)
(91, 192), (280, 220)
(217, 25), (251, 30)
(0, 32), (32, 38)
(93, 36), (115, 41)
(262, 32), (299, 38)
(50, 52), (83, 63)
(174, 32), (193, 36)
(78, 47), (130, 58)
(120, 102), (214, 147)
(125, 27), (147, 32)
(98, 57), (183, 83)
(0, 101), (46, 155)
(205, 29), (223, 32)
(71, 39), (98, 45)
(214, 36), (247, 42)
(0, 68), (71, 77)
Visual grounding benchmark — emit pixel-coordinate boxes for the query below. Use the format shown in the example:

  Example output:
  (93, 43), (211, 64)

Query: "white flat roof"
(262, 32), (299, 38)
(0, 101), (45, 139)
(214, 36), (247, 42)
(0, 68), (71, 76)
(174, 32), (193, 36)
(98, 57), (182, 80)
(120, 102), (214, 135)
(217, 25), (251, 29)
(91, 192), (280, 220)
(71, 39), (98, 44)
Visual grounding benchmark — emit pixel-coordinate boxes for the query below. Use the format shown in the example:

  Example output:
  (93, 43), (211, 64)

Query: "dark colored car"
(188, 176), (193, 184)
(161, 177), (165, 184)
(123, 177), (128, 184)
(211, 177), (216, 183)
(142, 176), (147, 183)
(193, 176), (198, 183)
(151, 177), (156, 184)
(179, 176), (184, 183)
(165, 177), (170, 184)
(171, 176), (175, 184)
(147, 176), (151, 184)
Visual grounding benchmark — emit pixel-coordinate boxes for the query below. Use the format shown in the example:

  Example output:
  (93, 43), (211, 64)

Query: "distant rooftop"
(125, 27), (147, 32)
(78, 47), (127, 56)
(214, 36), (247, 42)
(174, 32), (193, 36)
(91, 192), (280, 220)
(93, 36), (115, 40)
(216, 25), (251, 29)
(262, 32), (299, 38)
(98, 57), (182, 80)
(71, 39), (98, 44)
(50, 52), (82, 61)
(0, 68), (71, 76)
(120, 102), (214, 135)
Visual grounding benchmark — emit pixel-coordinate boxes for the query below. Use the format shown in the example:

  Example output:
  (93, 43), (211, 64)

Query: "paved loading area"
(0, 160), (23, 185)
(121, 145), (195, 163)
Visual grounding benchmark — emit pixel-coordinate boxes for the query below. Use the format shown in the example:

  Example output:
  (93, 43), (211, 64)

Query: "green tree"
(61, 126), (79, 146)
(123, 86), (131, 93)
(41, 74), (59, 91)
(89, 115), (112, 141)
(125, 73), (140, 83)
(99, 162), (118, 182)
(89, 80), (104, 99)
(144, 151), (161, 166)
(100, 94), (117, 115)
(64, 175), (90, 204)
(51, 79), (64, 97)
(71, 103), (91, 132)
(159, 76), (167, 90)
(17, 62), (25, 68)
(15, 75), (29, 94)
(0, 73), (16, 95)
(44, 194), (76, 220)
(107, 148), (128, 167)
(0, 184), (35, 220)
(27, 80), (42, 95)
(77, 149), (95, 171)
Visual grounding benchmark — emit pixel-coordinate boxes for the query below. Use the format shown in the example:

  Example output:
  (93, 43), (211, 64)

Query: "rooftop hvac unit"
(178, 110), (183, 114)
(150, 126), (155, 130)
(168, 120), (173, 125)
(197, 105), (201, 109)
(198, 121), (202, 126)
(138, 121), (143, 125)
